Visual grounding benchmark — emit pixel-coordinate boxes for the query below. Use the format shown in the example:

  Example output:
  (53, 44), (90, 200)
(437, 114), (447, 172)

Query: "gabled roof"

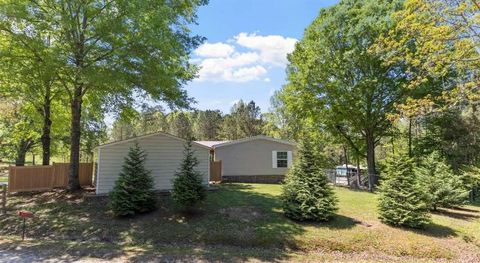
(195, 141), (229, 148)
(96, 131), (211, 150)
(213, 135), (296, 149)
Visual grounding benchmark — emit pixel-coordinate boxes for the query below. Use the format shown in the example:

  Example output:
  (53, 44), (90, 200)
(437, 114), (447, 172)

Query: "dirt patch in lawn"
(218, 206), (265, 222)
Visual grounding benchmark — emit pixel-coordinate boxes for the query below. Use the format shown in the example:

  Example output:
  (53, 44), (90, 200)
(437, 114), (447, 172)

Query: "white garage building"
(95, 132), (210, 195)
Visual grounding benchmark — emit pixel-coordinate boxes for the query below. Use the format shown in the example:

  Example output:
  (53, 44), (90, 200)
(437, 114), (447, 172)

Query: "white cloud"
(196, 52), (263, 82)
(230, 66), (267, 82)
(195, 42), (235, 58)
(193, 32), (298, 83)
(234, 33), (297, 66)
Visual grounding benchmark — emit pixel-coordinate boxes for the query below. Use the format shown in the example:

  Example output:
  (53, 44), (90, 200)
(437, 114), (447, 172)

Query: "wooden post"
(1, 184), (6, 215)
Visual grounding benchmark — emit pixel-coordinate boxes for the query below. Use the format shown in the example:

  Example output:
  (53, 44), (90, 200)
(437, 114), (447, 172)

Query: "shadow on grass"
(403, 222), (458, 238)
(297, 214), (359, 230)
(0, 183), (308, 262)
(451, 206), (480, 213)
(432, 208), (480, 221)
(125, 183), (306, 261)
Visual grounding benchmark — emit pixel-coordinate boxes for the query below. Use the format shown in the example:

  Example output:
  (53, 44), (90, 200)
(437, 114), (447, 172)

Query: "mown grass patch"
(0, 183), (479, 262)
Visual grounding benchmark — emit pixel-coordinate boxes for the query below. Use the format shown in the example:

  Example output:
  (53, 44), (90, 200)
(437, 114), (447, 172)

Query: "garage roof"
(96, 131), (212, 150)
(212, 135), (296, 148)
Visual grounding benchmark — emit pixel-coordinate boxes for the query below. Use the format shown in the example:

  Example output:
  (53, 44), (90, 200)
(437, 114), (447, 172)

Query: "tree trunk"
(343, 145), (350, 187)
(68, 89), (83, 191)
(365, 130), (377, 192)
(356, 157), (361, 188)
(15, 139), (32, 166)
(41, 91), (52, 165)
(408, 117), (413, 158)
(15, 148), (27, 166)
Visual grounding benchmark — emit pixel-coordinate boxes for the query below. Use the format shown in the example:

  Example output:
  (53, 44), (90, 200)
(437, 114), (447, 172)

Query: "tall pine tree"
(171, 139), (206, 210)
(109, 142), (156, 217)
(281, 137), (337, 221)
(378, 154), (430, 228)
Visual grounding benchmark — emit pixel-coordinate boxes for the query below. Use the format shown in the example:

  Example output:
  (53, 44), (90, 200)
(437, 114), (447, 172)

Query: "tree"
(140, 105), (168, 135)
(416, 152), (469, 210)
(414, 109), (480, 170)
(168, 111), (193, 139)
(281, 136), (337, 221)
(373, 0), (479, 115)
(171, 139), (206, 210)
(263, 90), (301, 140)
(0, 0), (208, 190)
(220, 100), (264, 140)
(461, 166), (480, 202)
(110, 105), (168, 141)
(193, 110), (222, 140)
(109, 142), (156, 217)
(0, 34), (63, 165)
(378, 153), (430, 228)
(0, 99), (40, 165)
(282, 0), (407, 189)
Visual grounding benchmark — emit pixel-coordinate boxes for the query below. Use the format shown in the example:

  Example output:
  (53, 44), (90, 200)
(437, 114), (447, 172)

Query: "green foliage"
(282, 137), (338, 221)
(193, 110), (223, 140)
(378, 154), (430, 228)
(416, 152), (469, 210)
(373, 0), (479, 113)
(109, 143), (156, 217)
(0, 99), (40, 164)
(171, 139), (206, 210)
(220, 100), (264, 140)
(414, 109), (480, 170)
(0, 0), (208, 188)
(168, 111), (194, 139)
(280, 0), (406, 187)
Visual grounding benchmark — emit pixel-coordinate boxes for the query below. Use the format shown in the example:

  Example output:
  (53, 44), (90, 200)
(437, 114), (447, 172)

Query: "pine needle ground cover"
(0, 184), (479, 262)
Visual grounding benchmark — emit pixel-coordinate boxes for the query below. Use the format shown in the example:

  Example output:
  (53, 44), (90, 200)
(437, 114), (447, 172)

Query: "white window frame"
(273, 150), (292, 168)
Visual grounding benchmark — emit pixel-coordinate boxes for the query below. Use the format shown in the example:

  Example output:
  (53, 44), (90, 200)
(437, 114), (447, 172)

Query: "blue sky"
(186, 0), (339, 114)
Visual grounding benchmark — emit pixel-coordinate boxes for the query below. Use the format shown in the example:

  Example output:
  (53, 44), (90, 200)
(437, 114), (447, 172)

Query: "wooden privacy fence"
(210, 161), (222, 182)
(8, 163), (93, 193)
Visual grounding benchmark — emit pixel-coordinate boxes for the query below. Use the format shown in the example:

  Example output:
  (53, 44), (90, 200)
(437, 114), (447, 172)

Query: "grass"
(0, 184), (479, 262)
(0, 177), (7, 183)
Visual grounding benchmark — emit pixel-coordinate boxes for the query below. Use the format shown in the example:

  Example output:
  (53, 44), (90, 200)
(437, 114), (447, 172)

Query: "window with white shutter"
(276, 151), (288, 168)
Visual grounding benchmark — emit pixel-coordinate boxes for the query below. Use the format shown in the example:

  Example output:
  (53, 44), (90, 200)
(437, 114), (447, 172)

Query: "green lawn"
(0, 177), (7, 183)
(0, 184), (479, 262)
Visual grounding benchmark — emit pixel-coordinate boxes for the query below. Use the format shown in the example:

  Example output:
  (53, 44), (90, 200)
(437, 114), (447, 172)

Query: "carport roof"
(194, 141), (229, 148)
(211, 135), (296, 149)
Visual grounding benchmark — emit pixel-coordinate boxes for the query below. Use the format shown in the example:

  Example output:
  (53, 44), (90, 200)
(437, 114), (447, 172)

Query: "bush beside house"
(171, 139), (206, 210)
(109, 142), (157, 217)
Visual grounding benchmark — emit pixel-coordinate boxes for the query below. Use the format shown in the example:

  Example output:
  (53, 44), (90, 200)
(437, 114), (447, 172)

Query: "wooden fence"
(8, 163), (93, 193)
(210, 161), (222, 182)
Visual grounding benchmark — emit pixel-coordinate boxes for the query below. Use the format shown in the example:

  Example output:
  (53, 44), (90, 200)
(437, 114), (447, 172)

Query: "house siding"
(214, 139), (294, 178)
(96, 134), (209, 194)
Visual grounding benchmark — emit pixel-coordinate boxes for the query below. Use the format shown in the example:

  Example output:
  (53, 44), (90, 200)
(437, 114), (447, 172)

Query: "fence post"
(1, 184), (6, 215)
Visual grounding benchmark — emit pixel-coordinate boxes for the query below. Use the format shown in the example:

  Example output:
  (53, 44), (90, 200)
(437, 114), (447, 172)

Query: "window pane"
(277, 151), (287, 159)
(277, 160), (288, 168)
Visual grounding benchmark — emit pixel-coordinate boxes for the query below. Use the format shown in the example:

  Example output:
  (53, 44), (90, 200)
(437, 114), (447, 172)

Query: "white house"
(197, 135), (295, 183)
(95, 132), (211, 195)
